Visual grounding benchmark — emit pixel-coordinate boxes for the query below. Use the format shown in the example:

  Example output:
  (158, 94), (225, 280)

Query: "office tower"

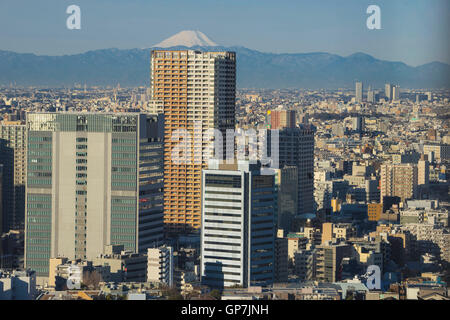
(385, 83), (393, 101)
(274, 166), (298, 231)
(150, 50), (236, 234)
(147, 245), (174, 286)
(355, 82), (363, 103)
(392, 85), (400, 101)
(269, 109), (296, 129)
(0, 121), (27, 231)
(380, 163), (418, 202)
(352, 116), (364, 133)
(200, 160), (275, 288)
(25, 113), (164, 277)
(276, 126), (315, 215)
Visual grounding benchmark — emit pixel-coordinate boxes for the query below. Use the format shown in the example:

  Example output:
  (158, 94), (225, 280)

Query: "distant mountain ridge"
(0, 46), (449, 89)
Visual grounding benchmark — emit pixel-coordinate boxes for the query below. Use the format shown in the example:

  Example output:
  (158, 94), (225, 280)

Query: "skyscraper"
(0, 121), (27, 231)
(150, 50), (236, 234)
(200, 160), (275, 288)
(265, 124), (315, 215)
(24, 113), (164, 277)
(355, 82), (363, 103)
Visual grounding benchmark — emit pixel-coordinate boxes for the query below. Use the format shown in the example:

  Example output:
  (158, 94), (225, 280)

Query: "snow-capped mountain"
(153, 30), (218, 48)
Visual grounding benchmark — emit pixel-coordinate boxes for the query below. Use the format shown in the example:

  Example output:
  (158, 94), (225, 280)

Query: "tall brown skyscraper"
(150, 50), (236, 234)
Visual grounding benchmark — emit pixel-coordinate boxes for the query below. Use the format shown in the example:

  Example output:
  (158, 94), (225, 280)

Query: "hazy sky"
(0, 0), (449, 66)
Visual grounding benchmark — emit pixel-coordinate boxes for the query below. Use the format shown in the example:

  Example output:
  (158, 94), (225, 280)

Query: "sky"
(0, 0), (449, 66)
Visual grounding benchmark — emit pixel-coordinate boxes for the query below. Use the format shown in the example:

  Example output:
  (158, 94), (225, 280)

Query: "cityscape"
(0, 0), (449, 305)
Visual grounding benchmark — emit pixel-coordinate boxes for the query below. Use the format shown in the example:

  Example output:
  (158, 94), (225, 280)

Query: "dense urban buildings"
(0, 38), (448, 302)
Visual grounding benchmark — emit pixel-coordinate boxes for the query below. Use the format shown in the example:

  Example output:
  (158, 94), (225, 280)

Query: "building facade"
(24, 113), (164, 277)
(150, 50), (236, 234)
(200, 160), (275, 288)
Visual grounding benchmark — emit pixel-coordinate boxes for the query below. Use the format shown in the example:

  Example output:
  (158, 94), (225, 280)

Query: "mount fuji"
(0, 30), (449, 89)
(153, 30), (217, 48)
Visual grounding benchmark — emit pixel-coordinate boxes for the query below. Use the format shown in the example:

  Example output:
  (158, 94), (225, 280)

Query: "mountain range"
(1, 30), (449, 89)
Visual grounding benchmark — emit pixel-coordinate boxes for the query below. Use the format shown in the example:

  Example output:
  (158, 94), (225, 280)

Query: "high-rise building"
(275, 126), (315, 215)
(24, 113), (164, 277)
(418, 158), (429, 186)
(150, 50), (236, 234)
(392, 85), (400, 101)
(380, 163), (418, 202)
(385, 83), (393, 101)
(0, 121), (27, 231)
(200, 160), (275, 288)
(355, 82), (363, 103)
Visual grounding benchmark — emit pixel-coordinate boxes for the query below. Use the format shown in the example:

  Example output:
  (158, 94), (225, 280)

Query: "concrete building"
(24, 113), (164, 277)
(93, 245), (147, 282)
(150, 50), (236, 234)
(294, 249), (316, 281)
(147, 245), (174, 287)
(321, 223), (356, 244)
(200, 160), (275, 288)
(315, 241), (352, 283)
(380, 163), (418, 202)
(0, 269), (36, 300)
(418, 158), (430, 186)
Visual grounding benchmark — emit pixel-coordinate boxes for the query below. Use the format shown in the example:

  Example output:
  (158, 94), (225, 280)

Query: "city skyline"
(0, 1), (449, 303)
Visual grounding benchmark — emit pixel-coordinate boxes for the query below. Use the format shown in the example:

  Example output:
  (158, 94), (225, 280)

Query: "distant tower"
(385, 83), (393, 101)
(392, 85), (400, 101)
(367, 86), (375, 103)
(355, 82), (363, 103)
